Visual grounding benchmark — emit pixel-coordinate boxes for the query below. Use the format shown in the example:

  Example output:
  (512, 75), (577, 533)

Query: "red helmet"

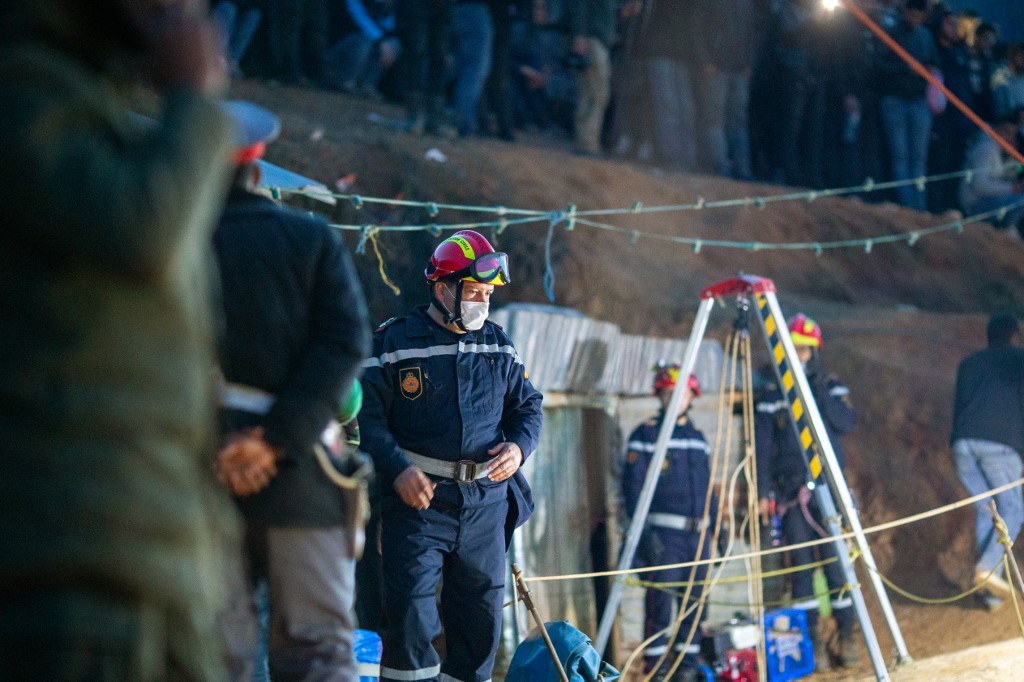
(652, 362), (701, 397)
(788, 313), (823, 348)
(424, 230), (510, 285)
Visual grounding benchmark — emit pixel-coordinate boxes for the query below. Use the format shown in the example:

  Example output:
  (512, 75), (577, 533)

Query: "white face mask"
(461, 300), (489, 330)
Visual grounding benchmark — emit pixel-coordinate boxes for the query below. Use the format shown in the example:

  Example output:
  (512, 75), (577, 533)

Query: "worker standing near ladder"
(754, 314), (859, 672)
(622, 362), (714, 682)
(360, 230), (543, 682)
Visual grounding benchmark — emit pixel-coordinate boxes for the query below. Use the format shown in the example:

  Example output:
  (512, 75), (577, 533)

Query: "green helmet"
(337, 379), (363, 425)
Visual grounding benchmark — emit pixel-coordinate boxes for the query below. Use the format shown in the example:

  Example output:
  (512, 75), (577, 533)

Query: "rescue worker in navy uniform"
(623, 362), (714, 682)
(754, 314), (858, 672)
(360, 230), (543, 682)
(213, 101), (372, 679)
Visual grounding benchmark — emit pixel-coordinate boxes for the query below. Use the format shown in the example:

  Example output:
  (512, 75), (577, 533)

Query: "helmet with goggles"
(425, 230), (510, 285)
(425, 230), (509, 332)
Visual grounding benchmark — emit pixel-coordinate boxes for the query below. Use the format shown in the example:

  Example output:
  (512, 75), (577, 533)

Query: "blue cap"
(221, 100), (281, 150)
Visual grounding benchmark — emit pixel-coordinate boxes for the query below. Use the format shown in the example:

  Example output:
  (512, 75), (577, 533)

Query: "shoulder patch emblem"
(626, 451), (638, 465)
(376, 316), (400, 332)
(400, 367), (423, 400)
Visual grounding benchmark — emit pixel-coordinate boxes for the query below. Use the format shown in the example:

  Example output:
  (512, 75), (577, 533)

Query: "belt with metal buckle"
(220, 382), (275, 415)
(402, 450), (497, 483)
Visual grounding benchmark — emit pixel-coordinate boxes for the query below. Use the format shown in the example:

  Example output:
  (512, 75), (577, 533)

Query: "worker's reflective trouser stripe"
(380, 664), (441, 681)
(645, 643), (700, 656)
(792, 596), (852, 610)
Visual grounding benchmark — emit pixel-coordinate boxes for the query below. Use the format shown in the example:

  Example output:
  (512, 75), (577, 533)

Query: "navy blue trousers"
(782, 501), (854, 638)
(380, 480), (508, 682)
(642, 529), (709, 670)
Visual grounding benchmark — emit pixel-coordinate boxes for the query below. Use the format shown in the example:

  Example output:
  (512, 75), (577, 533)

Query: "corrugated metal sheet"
(512, 408), (597, 633)
(490, 304), (724, 396)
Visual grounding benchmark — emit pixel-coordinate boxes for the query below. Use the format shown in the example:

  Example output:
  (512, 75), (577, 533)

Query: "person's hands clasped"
(486, 442), (523, 482)
(394, 466), (436, 510)
(216, 426), (279, 496)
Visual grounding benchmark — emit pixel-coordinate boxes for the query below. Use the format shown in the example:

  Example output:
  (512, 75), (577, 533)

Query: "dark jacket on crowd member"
(634, 0), (710, 65)
(562, 0), (617, 47)
(951, 342), (1024, 456)
(876, 13), (938, 100)
(214, 187), (371, 526)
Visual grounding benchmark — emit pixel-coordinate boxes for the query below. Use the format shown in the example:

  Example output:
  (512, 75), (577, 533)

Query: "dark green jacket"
(0, 4), (237, 675)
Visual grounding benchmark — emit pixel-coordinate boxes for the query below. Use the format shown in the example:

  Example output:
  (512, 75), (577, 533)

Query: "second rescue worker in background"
(360, 230), (543, 682)
(623, 363), (715, 682)
(755, 314), (859, 672)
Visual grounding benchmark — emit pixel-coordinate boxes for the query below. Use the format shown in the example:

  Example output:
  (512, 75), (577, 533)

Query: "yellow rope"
(523, 477), (1024, 583)
(368, 233), (401, 296)
(623, 555), (839, 589)
(989, 502), (1024, 638)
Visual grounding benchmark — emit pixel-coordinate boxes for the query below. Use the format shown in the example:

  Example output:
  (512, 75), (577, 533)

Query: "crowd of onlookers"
(214, 0), (1024, 234)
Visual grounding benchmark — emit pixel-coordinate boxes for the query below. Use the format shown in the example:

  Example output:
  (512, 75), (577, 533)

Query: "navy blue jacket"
(951, 344), (1024, 455)
(755, 365), (857, 502)
(214, 189), (370, 526)
(360, 305), (543, 537)
(623, 412), (713, 521)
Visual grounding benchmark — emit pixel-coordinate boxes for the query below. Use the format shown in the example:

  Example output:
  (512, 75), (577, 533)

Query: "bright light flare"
(823, 0), (841, 10)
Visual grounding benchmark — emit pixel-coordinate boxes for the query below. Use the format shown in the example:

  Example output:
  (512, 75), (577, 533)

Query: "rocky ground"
(231, 79), (1024, 679)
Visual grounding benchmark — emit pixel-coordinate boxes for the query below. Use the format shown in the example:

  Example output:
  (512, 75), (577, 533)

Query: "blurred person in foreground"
(0, 0), (239, 677)
(951, 313), (1024, 611)
(213, 101), (371, 679)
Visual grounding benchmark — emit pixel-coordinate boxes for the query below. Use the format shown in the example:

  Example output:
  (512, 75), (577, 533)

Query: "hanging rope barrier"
(308, 193), (1024, 256)
(276, 160), (1020, 225)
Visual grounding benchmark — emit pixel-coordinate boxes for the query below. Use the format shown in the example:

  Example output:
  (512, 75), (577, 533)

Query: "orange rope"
(840, 0), (1024, 167)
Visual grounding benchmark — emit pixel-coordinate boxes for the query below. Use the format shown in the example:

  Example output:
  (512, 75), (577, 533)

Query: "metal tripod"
(594, 275), (911, 681)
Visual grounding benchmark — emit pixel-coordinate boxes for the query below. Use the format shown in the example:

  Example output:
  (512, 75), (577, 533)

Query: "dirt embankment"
(233, 80), (1024, 676)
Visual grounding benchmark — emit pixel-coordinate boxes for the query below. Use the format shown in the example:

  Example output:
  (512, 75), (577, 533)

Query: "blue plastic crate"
(354, 629), (382, 681)
(763, 608), (814, 682)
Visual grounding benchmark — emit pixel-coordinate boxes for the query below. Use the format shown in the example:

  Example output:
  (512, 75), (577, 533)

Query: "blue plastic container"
(763, 608), (814, 682)
(354, 629), (382, 682)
